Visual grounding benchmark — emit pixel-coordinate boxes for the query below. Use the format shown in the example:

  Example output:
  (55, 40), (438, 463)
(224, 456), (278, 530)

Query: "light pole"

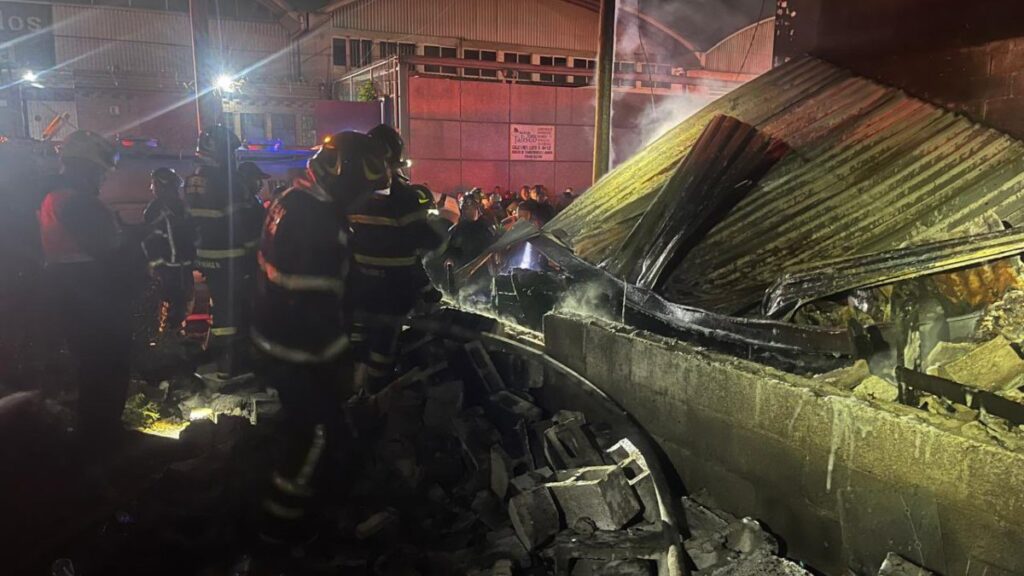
(592, 0), (617, 182)
(19, 70), (42, 138)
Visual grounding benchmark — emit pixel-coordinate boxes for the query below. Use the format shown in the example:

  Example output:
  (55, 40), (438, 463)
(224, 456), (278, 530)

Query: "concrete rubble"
(876, 552), (935, 576)
(932, 335), (1024, 392)
(78, 320), (704, 574)
(680, 496), (811, 576)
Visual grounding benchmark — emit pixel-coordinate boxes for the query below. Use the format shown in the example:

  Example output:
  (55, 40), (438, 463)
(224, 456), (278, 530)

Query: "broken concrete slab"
(606, 439), (660, 523)
(724, 518), (779, 556)
(853, 376), (899, 403)
(490, 445), (511, 499)
(487, 390), (544, 434)
(707, 551), (812, 576)
(877, 552), (936, 576)
(548, 465), (642, 531)
(465, 341), (507, 394)
(481, 527), (531, 568)
(813, 359), (872, 391)
(935, 335), (1024, 392)
(472, 490), (510, 531)
(423, 380), (464, 431)
(570, 558), (656, 575)
(510, 467), (555, 495)
(508, 486), (560, 550)
(924, 341), (975, 375)
(544, 411), (606, 469)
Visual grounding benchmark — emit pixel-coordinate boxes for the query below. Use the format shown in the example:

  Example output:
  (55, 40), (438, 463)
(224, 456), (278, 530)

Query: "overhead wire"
(737, 0), (769, 76)
(636, 0), (658, 113)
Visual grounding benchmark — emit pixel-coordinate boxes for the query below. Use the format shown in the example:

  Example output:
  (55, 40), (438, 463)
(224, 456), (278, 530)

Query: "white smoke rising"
(553, 280), (621, 323)
(607, 0), (765, 165)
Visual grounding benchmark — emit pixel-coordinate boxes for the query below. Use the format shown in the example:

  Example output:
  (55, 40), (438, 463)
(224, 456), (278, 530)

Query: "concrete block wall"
(544, 313), (1024, 576)
(853, 39), (1024, 140)
(777, 0), (1024, 141)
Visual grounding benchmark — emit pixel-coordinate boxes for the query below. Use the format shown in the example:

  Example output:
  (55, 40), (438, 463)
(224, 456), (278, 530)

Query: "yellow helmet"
(60, 130), (118, 170)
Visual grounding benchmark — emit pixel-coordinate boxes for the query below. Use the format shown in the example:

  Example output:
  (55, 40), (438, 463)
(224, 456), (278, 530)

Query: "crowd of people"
(439, 182), (577, 269)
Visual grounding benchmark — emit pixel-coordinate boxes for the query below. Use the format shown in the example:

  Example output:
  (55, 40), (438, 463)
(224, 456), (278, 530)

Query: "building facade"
(0, 0), (772, 171)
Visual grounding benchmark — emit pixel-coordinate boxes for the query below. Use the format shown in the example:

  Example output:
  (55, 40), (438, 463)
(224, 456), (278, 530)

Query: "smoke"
(552, 280), (622, 324)
(607, 0), (768, 165)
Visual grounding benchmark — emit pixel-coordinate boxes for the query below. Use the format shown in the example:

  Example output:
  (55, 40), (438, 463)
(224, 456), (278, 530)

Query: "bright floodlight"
(21, 70), (37, 83)
(215, 74), (236, 93)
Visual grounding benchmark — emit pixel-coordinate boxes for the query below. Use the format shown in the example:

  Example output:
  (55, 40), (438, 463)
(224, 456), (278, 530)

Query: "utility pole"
(189, 0), (221, 133)
(592, 0), (617, 182)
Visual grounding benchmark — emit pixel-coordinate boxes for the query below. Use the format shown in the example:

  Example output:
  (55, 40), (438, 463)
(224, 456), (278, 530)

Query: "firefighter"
(38, 130), (128, 440)
(347, 124), (444, 393)
(185, 125), (262, 381)
(141, 168), (196, 340)
(252, 131), (391, 548)
(238, 160), (271, 203)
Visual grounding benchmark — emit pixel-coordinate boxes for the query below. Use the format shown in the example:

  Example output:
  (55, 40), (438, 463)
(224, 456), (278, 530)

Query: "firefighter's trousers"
(46, 262), (130, 439)
(258, 354), (354, 545)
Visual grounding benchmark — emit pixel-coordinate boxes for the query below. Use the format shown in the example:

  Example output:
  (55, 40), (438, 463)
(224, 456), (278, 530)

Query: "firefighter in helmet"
(346, 123), (444, 393)
(253, 130), (391, 547)
(38, 130), (130, 440)
(142, 167), (197, 340)
(185, 124), (263, 381)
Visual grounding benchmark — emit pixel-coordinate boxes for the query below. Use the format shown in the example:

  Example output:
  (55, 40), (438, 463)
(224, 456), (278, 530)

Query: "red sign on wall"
(510, 124), (555, 161)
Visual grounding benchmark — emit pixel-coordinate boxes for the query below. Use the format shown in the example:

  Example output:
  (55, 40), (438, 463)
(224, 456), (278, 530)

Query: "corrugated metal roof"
(701, 18), (774, 75)
(546, 57), (1024, 314)
(332, 0), (598, 53)
(52, 5), (291, 80)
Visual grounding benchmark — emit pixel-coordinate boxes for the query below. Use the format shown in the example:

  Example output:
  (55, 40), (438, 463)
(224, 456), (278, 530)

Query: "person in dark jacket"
(445, 196), (496, 269)
(238, 160), (271, 203)
(142, 167), (196, 340)
(185, 125), (263, 381)
(253, 130), (391, 549)
(527, 184), (556, 224)
(38, 130), (128, 441)
(346, 124), (445, 393)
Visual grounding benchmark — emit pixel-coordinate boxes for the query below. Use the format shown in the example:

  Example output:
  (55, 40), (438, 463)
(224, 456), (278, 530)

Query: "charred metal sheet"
(547, 57), (1024, 315)
(608, 115), (790, 289)
(895, 367), (1024, 426)
(531, 235), (857, 357)
(762, 227), (1024, 320)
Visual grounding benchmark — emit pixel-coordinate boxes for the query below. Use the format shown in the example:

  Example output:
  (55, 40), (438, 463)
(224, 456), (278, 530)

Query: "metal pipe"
(593, 0), (617, 181)
(188, 0), (221, 132)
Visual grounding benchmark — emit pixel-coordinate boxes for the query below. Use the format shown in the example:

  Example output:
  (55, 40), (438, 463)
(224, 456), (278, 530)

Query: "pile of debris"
(106, 312), (834, 575)
(808, 277), (1024, 449)
(334, 332), (676, 575)
(681, 496), (809, 576)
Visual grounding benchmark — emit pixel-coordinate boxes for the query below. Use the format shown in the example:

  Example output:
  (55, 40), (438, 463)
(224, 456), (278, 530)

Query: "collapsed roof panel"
(606, 115), (790, 289)
(547, 57), (1024, 315)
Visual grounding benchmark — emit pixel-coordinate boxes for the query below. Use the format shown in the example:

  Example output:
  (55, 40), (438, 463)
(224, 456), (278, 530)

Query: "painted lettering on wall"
(0, 3), (55, 68)
(510, 124), (555, 162)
